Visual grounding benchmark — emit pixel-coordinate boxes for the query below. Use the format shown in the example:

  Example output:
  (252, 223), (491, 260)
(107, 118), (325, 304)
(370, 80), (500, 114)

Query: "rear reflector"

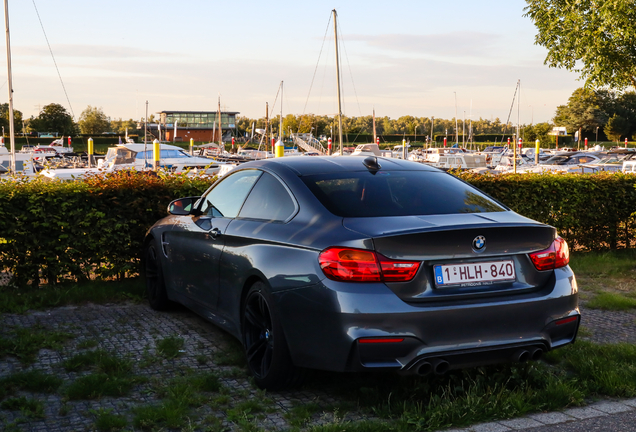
(319, 247), (420, 282)
(529, 236), (570, 271)
(358, 337), (405, 344)
(555, 316), (578, 326)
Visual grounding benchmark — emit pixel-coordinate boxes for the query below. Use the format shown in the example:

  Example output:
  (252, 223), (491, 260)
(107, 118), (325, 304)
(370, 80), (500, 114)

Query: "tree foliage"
(0, 103), (23, 134)
(524, 0), (636, 89)
(605, 114), (630, 142)
(28, 103), (76, 135)
(553, 88), (607, 133)
(78, 106), (110, 135)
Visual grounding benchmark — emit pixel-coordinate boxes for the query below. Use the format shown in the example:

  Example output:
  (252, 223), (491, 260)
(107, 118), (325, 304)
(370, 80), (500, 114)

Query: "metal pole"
(454, 92), (458, 145)
(333, 9), (344, 156)
(4, 0), (15, 173)
(430, 116), (434, 148)
(144, 101), (148, 169)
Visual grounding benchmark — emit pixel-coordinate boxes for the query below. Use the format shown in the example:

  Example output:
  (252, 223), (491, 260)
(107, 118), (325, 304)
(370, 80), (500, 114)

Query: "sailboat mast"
(217, 96), (222, 147)
(333, 9), (343, 156)
(4, 0), (15, 173)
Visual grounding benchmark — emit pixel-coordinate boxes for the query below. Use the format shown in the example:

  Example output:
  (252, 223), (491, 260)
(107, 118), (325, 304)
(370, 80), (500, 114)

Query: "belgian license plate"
(434, 260), (515, 287)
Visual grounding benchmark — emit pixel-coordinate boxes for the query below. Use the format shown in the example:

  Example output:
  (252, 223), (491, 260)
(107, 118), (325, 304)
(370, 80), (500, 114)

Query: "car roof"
(241, 155), (440, 176)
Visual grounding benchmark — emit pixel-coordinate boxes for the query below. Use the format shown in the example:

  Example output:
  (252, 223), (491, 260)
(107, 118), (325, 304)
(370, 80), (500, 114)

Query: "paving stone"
(498, 417), (544, 429)
(591, 401), (633, 414)
(527, 411), (575, 425)
(468, 422), (511, 432)
(623, 398), (636, 408)
(562, 406), (607, 419)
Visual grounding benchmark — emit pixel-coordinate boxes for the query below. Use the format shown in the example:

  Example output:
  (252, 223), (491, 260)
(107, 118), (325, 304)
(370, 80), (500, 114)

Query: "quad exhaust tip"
(513, 348), (544, 363)
(414, 358), (450, 376)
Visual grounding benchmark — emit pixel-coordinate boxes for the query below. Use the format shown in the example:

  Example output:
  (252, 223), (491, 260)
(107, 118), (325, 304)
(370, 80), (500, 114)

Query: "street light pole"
(596, 127), (599, 144)
(414, 125), (417, 144)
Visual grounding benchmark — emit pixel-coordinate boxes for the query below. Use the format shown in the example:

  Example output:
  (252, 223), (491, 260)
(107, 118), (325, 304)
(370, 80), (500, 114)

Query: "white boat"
(0, 144), (35, 175)
(41, 143), (226, 180)
(350, 143), (393, 157)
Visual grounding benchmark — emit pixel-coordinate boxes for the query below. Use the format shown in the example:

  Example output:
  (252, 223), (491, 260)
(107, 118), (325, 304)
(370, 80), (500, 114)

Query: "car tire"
(143, 242), (173, 311)
(242, 281), (305, 390)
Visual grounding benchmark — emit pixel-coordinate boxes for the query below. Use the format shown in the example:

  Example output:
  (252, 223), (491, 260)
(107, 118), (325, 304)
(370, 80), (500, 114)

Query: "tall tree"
(30, 103), (76, 135)
(78, 106), (110, 134)
(0, 103), (23, 134)
(553, 88), (607, 134)
(524, 0), (636, 89)
(604, 114), (630, 142)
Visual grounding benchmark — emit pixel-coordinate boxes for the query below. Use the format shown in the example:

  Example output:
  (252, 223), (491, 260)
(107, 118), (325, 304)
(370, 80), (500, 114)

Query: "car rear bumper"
(273, 266), (579, 372)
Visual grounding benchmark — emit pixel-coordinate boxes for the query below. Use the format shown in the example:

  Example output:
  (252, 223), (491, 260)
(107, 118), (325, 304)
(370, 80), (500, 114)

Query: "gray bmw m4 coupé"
(143, 156), (580, 390)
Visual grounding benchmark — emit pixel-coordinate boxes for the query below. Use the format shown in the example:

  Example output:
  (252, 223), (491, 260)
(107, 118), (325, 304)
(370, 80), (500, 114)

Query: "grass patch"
(587, 292), (636, 311)
(0, 397), (45, 418)
(62, 349), (133, 375)
(77, 339), (99, 349)
(570, 249), (636, 278)
(214, 335), (246, 367)
(0, 324), (73, 364)
(0, 278), (146, 314)
(0, 370), (63, 400)
(156, 336), (185, 359)
(91, 408), (128, 431)
(285, 402), (323, 427)
(133, 371), (222, 430)
(64, 373), (140, 400)
(296, 340), (636, 431)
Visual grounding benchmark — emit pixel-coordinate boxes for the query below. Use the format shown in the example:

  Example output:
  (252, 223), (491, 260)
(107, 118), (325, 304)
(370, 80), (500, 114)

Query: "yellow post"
(87, 137), (93, 168)
(275, 139), (284, 158)
(190, 138), (194, 156)
(153, 139), (160, 170)
(535, 139), (540, 164)
(402, 138), (406, 159)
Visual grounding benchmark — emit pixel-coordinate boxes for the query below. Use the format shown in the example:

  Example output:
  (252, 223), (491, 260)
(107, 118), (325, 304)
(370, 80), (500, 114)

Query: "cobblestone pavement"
(0, 302), (634, 431)
(0, 303), (369, 431)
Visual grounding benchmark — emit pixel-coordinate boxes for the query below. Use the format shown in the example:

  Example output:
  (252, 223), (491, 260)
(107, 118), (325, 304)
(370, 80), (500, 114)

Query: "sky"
(2, 0), (582, 125)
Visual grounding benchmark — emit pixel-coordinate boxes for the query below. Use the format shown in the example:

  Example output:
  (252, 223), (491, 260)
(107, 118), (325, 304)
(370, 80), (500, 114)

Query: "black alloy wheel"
(242, 282), (305, 390)
(144, 242), (172, 310)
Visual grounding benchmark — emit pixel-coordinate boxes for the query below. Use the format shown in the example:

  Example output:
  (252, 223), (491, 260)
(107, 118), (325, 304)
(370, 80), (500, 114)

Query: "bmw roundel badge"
(472, 235), (486, 252)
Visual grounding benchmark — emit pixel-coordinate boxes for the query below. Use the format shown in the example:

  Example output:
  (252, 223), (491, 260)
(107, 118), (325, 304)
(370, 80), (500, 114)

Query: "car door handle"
(210, 228), (221, 238)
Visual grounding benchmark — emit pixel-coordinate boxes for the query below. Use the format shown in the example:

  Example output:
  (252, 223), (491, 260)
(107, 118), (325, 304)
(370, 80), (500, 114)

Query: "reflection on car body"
(143, 156), (580, 390)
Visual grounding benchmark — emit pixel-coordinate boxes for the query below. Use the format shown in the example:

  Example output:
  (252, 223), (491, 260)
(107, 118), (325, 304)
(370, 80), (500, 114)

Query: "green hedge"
(0, 172), (214, 288)
(1, 171), (635, 288)
(458, 171), (636, 251)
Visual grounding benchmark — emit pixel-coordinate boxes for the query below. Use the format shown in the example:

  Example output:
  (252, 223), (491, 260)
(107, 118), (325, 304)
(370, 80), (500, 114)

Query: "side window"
(239, 172), (296, 222)
(200, 170), (262, 218)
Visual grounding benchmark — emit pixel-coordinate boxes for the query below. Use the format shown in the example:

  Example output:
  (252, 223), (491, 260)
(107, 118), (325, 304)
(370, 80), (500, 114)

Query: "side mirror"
(168, 196), (201, 215)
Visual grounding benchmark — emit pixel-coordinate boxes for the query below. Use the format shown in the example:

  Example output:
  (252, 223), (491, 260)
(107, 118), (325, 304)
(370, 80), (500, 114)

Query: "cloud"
(347, 32), (502, 58)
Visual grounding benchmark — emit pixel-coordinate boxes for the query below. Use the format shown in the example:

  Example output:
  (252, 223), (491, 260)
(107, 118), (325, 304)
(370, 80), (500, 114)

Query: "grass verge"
(0, 278), (146, 314)
(0, 325), (73, 364)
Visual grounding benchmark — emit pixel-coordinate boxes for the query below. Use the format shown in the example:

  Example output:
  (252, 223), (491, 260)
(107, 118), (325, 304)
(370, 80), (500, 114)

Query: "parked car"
(143, 156), (580, 390)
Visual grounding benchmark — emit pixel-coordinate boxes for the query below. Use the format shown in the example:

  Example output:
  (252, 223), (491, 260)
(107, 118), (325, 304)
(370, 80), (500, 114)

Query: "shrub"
(1, 170), (635, 288)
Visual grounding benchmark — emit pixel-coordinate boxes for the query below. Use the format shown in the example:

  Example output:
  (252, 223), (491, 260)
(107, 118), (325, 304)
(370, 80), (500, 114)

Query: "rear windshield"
(302, 170), (507, 217)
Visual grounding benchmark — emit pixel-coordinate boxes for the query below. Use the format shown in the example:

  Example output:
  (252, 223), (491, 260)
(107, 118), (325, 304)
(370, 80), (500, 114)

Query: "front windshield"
(594, 155), (625, 165)
(135, 150), (192, 159)
(541, 156), (569, 165)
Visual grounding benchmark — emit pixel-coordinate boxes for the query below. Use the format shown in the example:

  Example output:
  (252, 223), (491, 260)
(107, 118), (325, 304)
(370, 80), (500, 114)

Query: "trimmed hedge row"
(458, 171), (636, 251)
(1, 171), (635, 287)
(0, 172), (214, 288)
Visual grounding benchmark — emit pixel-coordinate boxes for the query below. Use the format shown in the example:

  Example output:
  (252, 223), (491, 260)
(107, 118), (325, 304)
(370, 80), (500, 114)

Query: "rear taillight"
(529, 236), (569, 271)
(319, 247), (420, 282)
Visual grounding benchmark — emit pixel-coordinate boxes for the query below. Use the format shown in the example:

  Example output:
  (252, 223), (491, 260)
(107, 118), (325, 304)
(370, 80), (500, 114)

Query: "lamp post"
(596, 126), (599, 144)
(414, 125), (417, 144)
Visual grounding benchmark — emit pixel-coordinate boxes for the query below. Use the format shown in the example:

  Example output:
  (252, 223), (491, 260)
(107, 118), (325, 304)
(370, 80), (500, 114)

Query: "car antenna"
(363, 156), (381, 172)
